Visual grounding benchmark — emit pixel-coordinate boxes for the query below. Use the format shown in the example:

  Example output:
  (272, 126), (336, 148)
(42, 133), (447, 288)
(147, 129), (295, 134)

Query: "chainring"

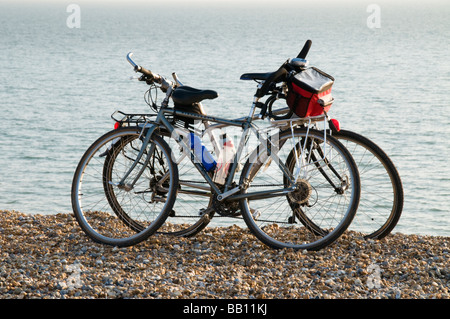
(212, 195), (240, 217)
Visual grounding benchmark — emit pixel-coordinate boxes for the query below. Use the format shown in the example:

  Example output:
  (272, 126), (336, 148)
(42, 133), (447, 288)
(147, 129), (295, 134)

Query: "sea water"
(0, 0), (448, 236)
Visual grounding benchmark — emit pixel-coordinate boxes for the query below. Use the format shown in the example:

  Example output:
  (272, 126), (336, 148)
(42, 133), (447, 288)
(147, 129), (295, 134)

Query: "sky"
(4, 0), (448, 5)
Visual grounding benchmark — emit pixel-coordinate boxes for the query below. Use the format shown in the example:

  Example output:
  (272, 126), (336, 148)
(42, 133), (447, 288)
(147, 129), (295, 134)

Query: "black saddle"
(239, 72), (275, 81)
(172, 86), (218, 105)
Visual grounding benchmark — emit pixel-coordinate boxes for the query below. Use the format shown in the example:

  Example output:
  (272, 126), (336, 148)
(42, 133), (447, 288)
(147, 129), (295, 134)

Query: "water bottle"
(189, 133), (217, 172)
(213, 133), (236, 185)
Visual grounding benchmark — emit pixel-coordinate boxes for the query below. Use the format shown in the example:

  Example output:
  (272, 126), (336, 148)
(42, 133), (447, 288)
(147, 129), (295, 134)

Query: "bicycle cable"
(144, 84), (159, 112)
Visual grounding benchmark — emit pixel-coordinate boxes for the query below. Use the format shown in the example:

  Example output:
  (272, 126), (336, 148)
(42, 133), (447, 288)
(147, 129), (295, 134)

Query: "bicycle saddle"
(239, 72), (274, 81)
(172, 86), (218, 105)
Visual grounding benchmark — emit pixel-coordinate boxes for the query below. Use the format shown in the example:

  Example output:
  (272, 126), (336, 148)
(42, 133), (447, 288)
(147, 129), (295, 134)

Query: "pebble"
(0, 210), (448, 299)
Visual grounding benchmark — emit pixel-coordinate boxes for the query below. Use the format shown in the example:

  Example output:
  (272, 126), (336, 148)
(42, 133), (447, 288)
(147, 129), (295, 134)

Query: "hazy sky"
(4, 0), (448, 5)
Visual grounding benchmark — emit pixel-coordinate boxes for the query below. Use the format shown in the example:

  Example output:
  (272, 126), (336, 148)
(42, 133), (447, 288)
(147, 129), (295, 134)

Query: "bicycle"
(268, 98), (403, 239)
(260, 46), (403, 240)
(71, 41), (361, 250)
(154, 39), (403, 241)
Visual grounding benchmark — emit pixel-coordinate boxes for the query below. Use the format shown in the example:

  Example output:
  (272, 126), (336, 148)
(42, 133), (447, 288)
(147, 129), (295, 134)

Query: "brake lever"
(129, 75), (153, 85)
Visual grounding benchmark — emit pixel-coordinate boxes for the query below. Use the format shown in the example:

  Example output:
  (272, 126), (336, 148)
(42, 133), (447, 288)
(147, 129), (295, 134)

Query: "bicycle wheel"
(332, 130), (403, 239)
(239, 128), (360, 250)
(71, 127), (178, 247)
(106, 126), (216, 237)
(158, 131), (215, 237)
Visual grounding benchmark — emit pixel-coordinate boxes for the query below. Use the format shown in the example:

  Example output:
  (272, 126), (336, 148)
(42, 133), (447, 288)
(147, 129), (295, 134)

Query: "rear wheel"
(332, 130), (403, 239)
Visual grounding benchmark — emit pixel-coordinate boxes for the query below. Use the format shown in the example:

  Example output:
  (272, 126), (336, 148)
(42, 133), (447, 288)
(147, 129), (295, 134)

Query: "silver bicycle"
(71, 41), (361, 250)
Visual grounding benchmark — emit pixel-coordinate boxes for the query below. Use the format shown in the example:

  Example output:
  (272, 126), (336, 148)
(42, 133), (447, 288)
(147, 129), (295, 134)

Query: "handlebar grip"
(135, 65), (162, 83)
(135, 65), (153, 77)
(296, 40), (312, 59)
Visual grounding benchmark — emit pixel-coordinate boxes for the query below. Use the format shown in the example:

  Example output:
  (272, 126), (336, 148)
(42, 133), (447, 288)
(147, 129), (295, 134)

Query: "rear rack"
(111, 110), (158, 126)
(111, 110), (192, 131)
(269, 110), (327, 127)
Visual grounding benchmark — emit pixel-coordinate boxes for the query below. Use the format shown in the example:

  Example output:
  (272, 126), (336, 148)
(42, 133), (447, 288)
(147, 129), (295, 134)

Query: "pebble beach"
(0, 210), (448, 299)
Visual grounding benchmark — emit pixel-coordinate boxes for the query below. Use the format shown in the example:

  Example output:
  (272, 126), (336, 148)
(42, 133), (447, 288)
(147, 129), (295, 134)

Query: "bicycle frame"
(116, 98), (306, 203)
(115, 51), (338, 205)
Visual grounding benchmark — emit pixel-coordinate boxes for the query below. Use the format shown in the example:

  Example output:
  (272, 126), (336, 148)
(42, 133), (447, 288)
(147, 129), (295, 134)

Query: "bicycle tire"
(158, 128), (216, 236)
(104, 126), (215, 237)
(239, 127), (360, 250)
(332, 129), (403, 239)
(71, 127), (178, 247)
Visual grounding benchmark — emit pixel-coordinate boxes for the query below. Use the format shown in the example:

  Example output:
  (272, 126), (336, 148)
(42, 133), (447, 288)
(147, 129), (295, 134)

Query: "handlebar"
(126, 52), (138, 68)
(127, 52), (178, 108)
(127, 52), (161, 83)
(296, 39), (312, 59)
(125, 40), (312, 113)
(255, 40), (312, 99)
(255, 63), (288, 98)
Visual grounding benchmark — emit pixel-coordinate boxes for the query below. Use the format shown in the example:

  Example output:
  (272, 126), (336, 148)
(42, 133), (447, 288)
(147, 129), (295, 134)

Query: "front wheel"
(239, 128), (360, 251)
(71, 127), (178, 247)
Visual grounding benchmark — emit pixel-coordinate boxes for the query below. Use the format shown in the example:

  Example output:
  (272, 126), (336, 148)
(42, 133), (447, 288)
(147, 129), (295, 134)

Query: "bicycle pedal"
(149, 196), (167, 203)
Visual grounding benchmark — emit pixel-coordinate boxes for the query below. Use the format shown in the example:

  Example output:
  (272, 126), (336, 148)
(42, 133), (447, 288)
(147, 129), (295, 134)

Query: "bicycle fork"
(113, 124), (159, 191)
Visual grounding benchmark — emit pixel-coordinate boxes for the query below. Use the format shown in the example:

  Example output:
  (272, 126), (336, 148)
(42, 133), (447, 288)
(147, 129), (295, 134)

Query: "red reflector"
(114, 122), (121, 130)
(330, 119), (340, 132)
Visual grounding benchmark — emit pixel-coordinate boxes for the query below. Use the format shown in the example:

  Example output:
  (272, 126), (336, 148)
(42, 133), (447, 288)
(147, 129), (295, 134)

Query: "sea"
(0, 0), (449, 237)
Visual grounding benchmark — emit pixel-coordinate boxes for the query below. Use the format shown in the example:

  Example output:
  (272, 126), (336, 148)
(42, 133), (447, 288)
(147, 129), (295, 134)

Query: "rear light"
(114, 122), (121, 130)
(330, 119), (340, 132)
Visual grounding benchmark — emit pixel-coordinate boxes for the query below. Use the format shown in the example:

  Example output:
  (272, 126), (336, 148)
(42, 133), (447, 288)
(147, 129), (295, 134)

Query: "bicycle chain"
(178, 180), (284, 187)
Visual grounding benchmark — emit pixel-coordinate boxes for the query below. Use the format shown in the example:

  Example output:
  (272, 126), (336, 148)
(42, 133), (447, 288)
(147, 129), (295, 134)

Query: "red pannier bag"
(286, 67), (334, 118)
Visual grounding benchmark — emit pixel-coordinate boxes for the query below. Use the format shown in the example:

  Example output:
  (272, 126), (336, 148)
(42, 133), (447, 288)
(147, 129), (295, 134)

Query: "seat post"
(248, 95), (261, 120)
(247, 80), (264, 119)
